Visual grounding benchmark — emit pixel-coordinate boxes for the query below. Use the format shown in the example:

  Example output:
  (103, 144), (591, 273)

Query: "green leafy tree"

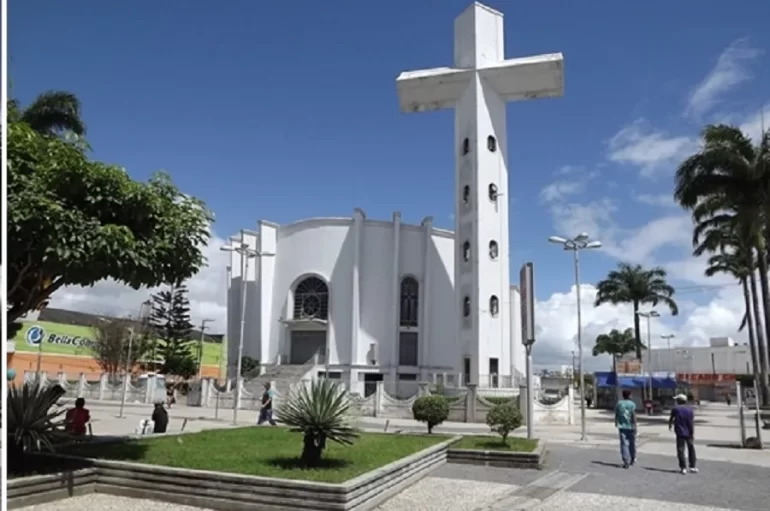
(150, 284), (197, 378)
(674, 124), (770, 405)
(277, 378), (359, 466)
(8, 90), (86, 137)
(412, 395), (450, 434)
(485, 403), (522, 445)
(592, 328), (639, 372)
(241, 356), (261, 377)
(6, 118), (212, 329)
(594, 263), (679, 360)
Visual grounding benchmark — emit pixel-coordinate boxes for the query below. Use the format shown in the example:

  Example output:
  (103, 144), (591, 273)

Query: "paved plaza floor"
(24, 400), (768, 510)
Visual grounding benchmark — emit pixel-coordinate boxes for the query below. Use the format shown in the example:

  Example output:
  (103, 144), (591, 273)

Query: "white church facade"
(224, 2), (562, 396)
(224, 212), (526, 395)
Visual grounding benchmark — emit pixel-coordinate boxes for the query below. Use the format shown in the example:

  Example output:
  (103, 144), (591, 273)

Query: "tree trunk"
(633, 301), (642, 361)
(301, 432), (325, 466)
(753, 245), (770, 406)
(741, 278), (760, 382)
(748, 268), (770, 406)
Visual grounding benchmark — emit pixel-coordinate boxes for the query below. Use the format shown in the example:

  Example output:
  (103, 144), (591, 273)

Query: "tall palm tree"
(594, 263), (679, 360)
(592, 328), (639, 372)
(8, 90), (86, 137)
(675, 124), (770, 403)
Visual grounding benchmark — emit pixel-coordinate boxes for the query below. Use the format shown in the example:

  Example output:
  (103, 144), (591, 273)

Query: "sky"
(9, 0), (770, 369)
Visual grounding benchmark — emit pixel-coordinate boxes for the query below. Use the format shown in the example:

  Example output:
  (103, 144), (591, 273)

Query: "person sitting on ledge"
(152, 401), (169, 434)
(66, 398), (90, 437)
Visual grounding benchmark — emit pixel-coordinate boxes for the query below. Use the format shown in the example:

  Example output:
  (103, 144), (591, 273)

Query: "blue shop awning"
(595, 372), (681, 389)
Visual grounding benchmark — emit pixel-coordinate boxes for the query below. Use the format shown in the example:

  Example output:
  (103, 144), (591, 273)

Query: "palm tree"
(277, 378), (359, 466)
(8, 90), (86, 137)
(674, 124), (770, 404)
(594, 263), (679, 360)
(592, 328), (639, 372)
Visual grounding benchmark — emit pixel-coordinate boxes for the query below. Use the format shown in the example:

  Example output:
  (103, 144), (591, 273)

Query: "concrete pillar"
(519, 385), (528, 424)
(98, 373), (108, 400)
(77, 373), (87, 398)
(374, 381), (383, 418)
(57, 371), (66, 386)
(418, 381), (431, 397)
(567, 385), (575, 425)
(466, 383), (478, 423)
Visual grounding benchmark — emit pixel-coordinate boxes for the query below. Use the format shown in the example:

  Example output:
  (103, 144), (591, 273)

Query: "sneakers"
(689, 467), (699, 473)
(680, 468), (688, 474)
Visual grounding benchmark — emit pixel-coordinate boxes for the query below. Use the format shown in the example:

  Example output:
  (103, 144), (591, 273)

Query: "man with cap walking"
(669, 393), (697, 474)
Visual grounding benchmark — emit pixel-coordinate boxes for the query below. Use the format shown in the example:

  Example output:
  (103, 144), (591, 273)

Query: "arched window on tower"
(462, 185), (470, 205)
(488, 183), (498, 202)
(400, 277), (419, 327)
(293, 276), (329, 320)
(487, 135), (497, 152)
(462, 138), (470, 155)
(463, 241), (471, 262)
(463, 296), (471, 317)
(489, 240), (498, 260)
(490, 295), (499, 317)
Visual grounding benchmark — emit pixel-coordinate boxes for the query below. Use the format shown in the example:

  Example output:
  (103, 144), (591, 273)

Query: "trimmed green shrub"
(485, 403), (522, 445)
(412, 395), (450, 434)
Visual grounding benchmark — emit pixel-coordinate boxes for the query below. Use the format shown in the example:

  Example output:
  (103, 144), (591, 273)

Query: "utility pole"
(198, 318), (215, 379)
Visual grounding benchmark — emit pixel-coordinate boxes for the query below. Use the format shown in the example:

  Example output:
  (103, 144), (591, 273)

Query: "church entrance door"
(290, 330), (326, 365)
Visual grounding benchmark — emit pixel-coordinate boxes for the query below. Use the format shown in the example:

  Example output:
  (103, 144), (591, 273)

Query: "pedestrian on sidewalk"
(257, 382), (277, 426)
(614, 389), (637, 468)
(669, 393), (697, 475)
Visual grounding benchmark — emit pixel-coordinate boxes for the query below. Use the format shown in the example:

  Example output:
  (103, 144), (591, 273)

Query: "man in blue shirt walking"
(614, 389), (637, 468)
(669, 394), (697, 474)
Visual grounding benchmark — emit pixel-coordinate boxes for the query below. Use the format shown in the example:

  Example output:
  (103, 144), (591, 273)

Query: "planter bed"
(447, 437), (545, 469)
(7, 468), (98, 508)
(8, 434), (458, 511)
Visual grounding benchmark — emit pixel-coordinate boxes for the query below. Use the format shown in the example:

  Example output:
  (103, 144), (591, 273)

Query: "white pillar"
(390, 212), (401, 382)
(98, 373), (108, 400)
(351, 209), (364, 366)
(567, 385), (575, 425)
(77, 373), (87, 398)
(421, 216), (433, 375)
(374, 380), (383, 418)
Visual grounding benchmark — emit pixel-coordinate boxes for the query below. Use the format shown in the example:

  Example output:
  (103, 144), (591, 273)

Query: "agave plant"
(276, 378), (359, 465)
(7, 382), (70, 471)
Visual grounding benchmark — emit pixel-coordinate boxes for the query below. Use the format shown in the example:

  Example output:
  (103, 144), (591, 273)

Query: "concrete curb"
(447, 441), (546, 469)
(7, 436), (460, 510)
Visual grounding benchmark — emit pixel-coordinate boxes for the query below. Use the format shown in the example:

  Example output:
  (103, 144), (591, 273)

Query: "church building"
(224, 212), (525, 395)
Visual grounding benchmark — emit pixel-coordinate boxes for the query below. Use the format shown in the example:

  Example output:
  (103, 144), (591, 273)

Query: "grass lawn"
(62, 427), (447, 483)
(453, 435), (538, 452)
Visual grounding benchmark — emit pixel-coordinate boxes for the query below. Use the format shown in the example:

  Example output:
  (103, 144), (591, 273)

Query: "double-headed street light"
(636, 310), (660, 399)
(549, 233), (602, 442)
(220, 242), (274, 425)
(661, 334), (676, 375)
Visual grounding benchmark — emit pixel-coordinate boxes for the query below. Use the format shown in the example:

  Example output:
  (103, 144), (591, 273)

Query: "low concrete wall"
(446, 442), (546, 470)
(7, 468), (98, 509)
(8, 438), (456, 511)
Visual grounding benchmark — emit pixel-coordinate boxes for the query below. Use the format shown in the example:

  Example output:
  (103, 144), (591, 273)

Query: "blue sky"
(10, 1), (770, 360)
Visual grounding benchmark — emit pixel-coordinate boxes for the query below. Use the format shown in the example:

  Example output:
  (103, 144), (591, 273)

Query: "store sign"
(24, 325), (97, 349)
(676, 373), (737, 383)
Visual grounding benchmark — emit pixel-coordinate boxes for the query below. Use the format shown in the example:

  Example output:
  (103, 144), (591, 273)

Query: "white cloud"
(607, 119), (697, 177)
(547, 198), (617, 241)
(49, 233), (231, 333)
(539, 180), (584, 203)
(634, 193), (677, 208)
(533, 282), (747, 369)
(686, 38), (762, 119)
(739, 103), (770, 143)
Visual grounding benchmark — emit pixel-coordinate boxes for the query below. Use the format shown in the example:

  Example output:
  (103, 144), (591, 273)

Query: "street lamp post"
(197, 318), (215, 379)
(661, 334), (675, 375)
(549, 233), (602, 441)
(119, 300), (152, 419)
(636, 310), (659, 400)
(221, 242), (275, 426)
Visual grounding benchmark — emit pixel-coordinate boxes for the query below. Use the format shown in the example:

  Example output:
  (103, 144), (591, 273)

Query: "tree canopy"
(7, 105), (213, 327)
(592, 328), (640, 371)
(594, 262), (678, 360)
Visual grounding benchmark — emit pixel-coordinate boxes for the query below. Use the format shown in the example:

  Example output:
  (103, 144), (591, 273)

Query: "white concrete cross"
(395, 2), (563, 385)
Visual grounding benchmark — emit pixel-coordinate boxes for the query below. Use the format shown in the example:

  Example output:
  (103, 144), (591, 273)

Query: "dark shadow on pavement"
(591, 460), (625, 469)
(643, 466), (680, 474)
(706, 442), (744, 449)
